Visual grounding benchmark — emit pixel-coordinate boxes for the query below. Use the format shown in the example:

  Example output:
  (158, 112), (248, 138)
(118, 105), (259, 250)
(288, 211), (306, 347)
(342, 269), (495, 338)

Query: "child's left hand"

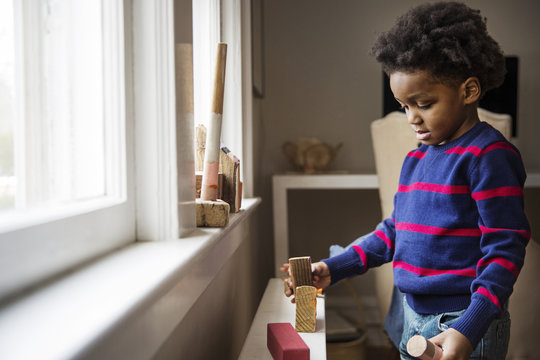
(430, 328), (473, 360)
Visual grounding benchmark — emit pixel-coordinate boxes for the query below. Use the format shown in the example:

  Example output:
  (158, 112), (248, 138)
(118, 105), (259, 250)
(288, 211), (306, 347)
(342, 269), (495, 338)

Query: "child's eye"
(418, 104), (431, 110)
(400, 105), (409, 112)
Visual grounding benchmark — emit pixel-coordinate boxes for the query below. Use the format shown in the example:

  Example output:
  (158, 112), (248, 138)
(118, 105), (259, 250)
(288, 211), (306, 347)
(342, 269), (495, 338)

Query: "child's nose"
(406, 108), (422, 125)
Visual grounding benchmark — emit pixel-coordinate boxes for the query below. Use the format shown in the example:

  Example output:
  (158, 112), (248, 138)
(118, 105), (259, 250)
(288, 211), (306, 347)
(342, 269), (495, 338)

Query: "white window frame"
(0, 0), (135, 301)
(133, 0), (181, 242)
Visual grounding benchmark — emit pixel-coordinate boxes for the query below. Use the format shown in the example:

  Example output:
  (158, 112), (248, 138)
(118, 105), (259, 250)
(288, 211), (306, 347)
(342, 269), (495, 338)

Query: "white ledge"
(0, 197), (261, 360)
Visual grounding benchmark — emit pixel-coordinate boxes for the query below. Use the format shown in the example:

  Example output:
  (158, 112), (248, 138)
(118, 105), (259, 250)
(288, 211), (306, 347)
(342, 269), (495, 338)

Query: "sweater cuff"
(322, 247), (365, 285)
(450, 297), (498, 348)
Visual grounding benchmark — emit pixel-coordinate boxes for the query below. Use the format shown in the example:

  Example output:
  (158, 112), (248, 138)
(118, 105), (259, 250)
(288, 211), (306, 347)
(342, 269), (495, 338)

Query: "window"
(0, 0), (15, 211)
(0, 0), (134, 301)
(192, 0), (244, 158)
(0, 0), (254, 303)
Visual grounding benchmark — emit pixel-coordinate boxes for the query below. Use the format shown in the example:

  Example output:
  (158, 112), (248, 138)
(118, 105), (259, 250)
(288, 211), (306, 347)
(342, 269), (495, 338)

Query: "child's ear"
(463, 77), (481, 104)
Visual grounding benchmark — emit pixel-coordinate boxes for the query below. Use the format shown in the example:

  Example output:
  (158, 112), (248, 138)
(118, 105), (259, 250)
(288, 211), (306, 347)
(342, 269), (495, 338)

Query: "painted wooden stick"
(407, 335), (443, 360)
(200, 43), (227, 201)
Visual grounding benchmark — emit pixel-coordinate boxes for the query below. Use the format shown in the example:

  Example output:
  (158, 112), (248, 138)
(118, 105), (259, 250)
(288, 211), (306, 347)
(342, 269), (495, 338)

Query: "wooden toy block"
(407, 335), (443, 360)
(219, 145), (241, 212)
(196, 198), (229, 227)
(288, 256), (312, 296)
(294, 286), (317, 333)
(267, 323), (309, 360)
(196, 124), (242, 213)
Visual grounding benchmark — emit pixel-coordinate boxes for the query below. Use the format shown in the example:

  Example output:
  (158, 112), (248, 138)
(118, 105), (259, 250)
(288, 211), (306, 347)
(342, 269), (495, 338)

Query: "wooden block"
(407, 335), (443, 360)
(295, 286), (317, 333)
(196, 199), (229, 227)
(196, 125), (242, 212)
(267, 323), (309, 360)
(219, 145), (241, 212)
(195, 125), (206, 173)
(288, 256), (312, 296)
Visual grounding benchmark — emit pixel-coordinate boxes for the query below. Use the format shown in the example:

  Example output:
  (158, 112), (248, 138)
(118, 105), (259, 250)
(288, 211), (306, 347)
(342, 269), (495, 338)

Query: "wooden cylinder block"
(406, 335), (443, 360)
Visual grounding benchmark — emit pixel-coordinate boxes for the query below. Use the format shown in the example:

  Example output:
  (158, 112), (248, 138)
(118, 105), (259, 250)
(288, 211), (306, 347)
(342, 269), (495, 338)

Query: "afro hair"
(370, 1), (506, 95)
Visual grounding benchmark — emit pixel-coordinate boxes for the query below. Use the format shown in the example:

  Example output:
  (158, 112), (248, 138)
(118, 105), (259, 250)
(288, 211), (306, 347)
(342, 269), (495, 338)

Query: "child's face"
(390, 71), (479, 146)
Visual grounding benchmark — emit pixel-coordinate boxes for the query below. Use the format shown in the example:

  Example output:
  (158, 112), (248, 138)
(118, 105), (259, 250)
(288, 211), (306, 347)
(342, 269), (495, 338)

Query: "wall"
(253, 0), (540, 288)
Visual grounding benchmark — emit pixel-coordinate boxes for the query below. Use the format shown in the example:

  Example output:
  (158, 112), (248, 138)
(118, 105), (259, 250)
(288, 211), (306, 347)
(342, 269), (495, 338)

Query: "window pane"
(39, 0), (105, 204)
(7, 0), (107, 210)
(0, 0), (15, 211)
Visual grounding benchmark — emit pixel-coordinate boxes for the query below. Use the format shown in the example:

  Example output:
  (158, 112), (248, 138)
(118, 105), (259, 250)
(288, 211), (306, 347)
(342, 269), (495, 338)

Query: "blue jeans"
(399, 296), (511, 360)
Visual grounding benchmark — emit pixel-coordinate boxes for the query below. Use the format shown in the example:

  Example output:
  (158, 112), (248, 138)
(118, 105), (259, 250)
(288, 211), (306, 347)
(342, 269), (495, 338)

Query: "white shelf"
(238, 278), (326, 360)
(272, 173), (379, 277)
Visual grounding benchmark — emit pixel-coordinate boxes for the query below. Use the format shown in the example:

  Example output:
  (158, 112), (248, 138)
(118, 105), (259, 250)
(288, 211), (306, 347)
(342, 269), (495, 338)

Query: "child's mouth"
(415, 130), (430, 141)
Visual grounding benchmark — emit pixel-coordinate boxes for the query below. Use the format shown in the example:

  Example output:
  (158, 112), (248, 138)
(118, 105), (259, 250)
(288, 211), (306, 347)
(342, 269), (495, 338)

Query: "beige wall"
(253, 0), (540, 298)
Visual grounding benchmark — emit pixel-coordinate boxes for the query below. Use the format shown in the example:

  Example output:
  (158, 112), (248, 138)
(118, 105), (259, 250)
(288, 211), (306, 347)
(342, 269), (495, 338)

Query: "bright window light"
(0, 0), (16, 211)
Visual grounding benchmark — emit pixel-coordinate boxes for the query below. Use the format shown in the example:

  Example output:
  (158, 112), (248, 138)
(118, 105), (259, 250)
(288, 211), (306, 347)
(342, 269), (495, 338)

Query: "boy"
(285, 2), (530, 359)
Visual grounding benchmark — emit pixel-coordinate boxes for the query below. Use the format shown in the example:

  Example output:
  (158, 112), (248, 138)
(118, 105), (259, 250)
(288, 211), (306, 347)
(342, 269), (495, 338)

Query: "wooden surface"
(289, 256), (312, 295)
(238, 278), (326, 360)
(195, 199), (229, 227)
(211, 43), (227, 114)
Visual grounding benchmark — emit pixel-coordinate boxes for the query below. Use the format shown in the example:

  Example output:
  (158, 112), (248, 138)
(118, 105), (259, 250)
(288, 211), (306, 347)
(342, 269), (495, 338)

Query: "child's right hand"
(280, 261), (332, 303)
(311, 261), (331, 289)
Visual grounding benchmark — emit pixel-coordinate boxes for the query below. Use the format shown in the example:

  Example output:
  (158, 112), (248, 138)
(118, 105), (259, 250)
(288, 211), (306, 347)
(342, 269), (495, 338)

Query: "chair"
(369, 108), (525, 349)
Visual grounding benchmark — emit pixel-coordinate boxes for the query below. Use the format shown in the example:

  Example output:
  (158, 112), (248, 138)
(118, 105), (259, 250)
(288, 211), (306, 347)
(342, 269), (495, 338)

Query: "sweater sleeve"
(323, 216), (397, 285)
(450, 141), (530, 347)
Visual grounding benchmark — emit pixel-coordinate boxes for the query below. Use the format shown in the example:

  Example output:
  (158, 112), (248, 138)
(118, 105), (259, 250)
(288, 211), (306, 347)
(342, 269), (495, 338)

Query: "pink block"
(267, 323), (310, 360)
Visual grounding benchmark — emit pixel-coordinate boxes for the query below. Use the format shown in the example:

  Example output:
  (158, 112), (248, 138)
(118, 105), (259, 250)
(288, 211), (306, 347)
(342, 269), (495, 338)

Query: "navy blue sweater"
(324, 121), (530, 347)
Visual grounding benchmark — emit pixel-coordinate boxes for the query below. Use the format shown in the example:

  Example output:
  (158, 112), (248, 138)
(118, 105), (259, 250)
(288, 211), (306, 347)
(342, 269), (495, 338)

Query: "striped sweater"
(323, 121), (530, 347)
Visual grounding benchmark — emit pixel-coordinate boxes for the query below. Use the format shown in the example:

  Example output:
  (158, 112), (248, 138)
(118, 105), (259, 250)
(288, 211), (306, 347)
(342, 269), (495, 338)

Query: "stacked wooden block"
(289, 256), (317, 333)
(195, 124), (242, 219)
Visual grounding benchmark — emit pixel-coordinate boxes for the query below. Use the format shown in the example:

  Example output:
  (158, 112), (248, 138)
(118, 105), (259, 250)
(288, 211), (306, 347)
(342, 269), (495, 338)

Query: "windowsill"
(0, 197), (261, 359)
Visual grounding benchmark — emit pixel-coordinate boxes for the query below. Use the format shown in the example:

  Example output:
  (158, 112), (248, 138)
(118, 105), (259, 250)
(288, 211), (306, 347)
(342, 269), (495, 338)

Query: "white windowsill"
(0, 197), (261, 360)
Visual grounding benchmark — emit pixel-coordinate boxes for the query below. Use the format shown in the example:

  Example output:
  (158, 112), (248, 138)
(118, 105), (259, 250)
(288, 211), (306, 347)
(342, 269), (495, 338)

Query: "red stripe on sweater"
(396, 222), (482, 237)
(375, 229), (394, 251)
(477, 257), (520, 278)
(445, 146), (482, 156)
(445, 142), (516, 157)
(479, 225), (531, 241)
(398, 182), (470, 194)
(393, 261), (476, 277)
(407, 150), (426, 159)
(481, 142), (517, 155)
(476, 287), (501, 310)
(352, 245), (367, 272)
(471, 186), (523, 200)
